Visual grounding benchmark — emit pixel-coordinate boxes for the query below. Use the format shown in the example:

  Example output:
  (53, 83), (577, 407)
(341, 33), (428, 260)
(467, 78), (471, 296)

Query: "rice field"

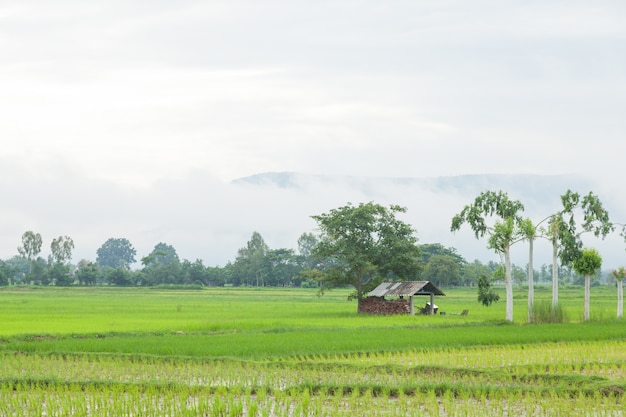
(0, 285), (624, 416)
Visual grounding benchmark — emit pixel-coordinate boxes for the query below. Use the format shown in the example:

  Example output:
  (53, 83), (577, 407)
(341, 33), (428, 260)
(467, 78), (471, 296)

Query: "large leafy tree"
(572, 247), (602, 321)
(96, 238), (137, 269)
(451, 190), (524, 322)
(141, 242), (179, 267)
(139, 242), (181, 285)
(311, 202), (421, 305)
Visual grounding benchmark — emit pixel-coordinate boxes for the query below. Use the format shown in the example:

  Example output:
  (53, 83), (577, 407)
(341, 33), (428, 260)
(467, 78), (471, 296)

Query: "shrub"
(531, 301), (569, 324)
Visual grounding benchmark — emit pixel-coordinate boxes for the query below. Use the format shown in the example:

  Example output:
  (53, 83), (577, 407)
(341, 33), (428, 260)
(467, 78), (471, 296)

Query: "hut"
(367, 281), (445, 315)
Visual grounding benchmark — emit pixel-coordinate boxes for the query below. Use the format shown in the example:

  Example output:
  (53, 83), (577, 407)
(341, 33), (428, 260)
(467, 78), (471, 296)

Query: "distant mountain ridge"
(231, 171), (624, 268)
(232, 172), (594, 202)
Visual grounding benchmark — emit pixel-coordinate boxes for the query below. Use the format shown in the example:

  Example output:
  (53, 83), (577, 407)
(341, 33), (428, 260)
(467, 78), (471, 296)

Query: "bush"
(531, 301), (569, 324)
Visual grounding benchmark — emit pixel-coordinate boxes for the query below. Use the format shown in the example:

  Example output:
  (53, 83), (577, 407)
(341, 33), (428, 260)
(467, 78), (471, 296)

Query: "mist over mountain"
(233, 172), (625, 270)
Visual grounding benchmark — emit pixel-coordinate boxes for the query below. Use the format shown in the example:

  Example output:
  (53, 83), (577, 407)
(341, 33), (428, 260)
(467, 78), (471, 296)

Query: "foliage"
(297, 232), (319, 269)
(0, 260), (12, 285)
(551, 190), (613, 266)
(106, 267), (134, 286)
(572, 248), (602, 277)
(17, 231), (42, 261)
(531, 300), (568, 324)
(311, 202), (421, 301)
(451, 190), (524, 321)
(17, 230), (43, 277)
(477, 274), (500, 306)
(47, 263), (73, 286)
(75, 261), (100, 286)
(231, 231), (269, 286)
(96, 238), (137, 269)
(611, 266), (626, 282)
(141, 242), (179, 267)
(49, 236), (74, 264)
(419, 243), (466, 266)
(422, 255), (461, 286)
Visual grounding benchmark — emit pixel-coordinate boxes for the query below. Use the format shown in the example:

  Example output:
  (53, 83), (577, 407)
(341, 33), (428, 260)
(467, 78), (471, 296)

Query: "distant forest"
(0, 231), (605, 288)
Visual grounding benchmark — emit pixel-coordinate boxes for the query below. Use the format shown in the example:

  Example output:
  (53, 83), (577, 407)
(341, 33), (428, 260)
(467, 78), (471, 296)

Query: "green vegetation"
(0, 286), (625, 415)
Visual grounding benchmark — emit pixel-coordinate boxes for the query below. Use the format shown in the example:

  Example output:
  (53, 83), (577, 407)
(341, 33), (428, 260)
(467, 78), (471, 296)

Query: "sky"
(1, 1), (626, 268)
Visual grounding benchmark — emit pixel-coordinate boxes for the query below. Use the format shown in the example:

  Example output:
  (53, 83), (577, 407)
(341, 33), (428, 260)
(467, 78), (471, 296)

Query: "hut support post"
(409, 296), (414, 315)
(429, 293), (434, 315)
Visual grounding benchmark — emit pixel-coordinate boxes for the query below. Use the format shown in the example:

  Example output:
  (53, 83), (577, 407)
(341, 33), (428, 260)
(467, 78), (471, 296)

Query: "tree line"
(1, 188), (625, 323)
(1, 229), (598, 290)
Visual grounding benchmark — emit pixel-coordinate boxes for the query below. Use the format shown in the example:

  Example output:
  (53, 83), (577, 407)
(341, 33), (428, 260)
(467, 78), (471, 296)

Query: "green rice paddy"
(0, 285), (624, 415)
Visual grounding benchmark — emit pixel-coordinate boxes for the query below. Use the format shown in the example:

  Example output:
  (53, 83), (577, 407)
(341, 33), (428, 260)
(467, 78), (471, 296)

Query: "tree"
(139, 242), (182, 285)
(519, 218), (537, 322)
(232, 232), (269, 286)
(477, 274), (500, 307)
(451, 190), (524, 322)
(311, 202), (421, 305)
(181, 259), (209, 286)
(297, 232), (319, 269)
(141, 242), (179, 267)
(264, 248), (300, 286)
(47, 262), (73, 286)
(75, 261), (100, 286)
(106, 267), (134, 286)
(422, 255), (461, 287)
(572, 247), (602, 321)
(17, 231), (43, 276)
(419, 243), (466, 266)
(611, 267), (625, 319)
(460, 260), (492, 286)
(0, 260), (13, 286)
(50, 236), (74, 264)
(547, 191), (612, 309)
(96, 238), (137, 269)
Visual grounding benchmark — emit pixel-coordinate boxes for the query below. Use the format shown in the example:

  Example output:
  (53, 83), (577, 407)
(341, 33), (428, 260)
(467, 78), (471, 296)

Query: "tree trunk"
(584, 275), (591, 321)
(618, 280), (623, 319)
(552, 240), (559, 309)
(505, 247), (513, 322)
(528, 237), (534, 323)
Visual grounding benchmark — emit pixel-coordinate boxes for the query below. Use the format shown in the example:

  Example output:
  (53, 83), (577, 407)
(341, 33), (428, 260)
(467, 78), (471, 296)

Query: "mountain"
(232, 172), (624, 269)
(232, 172), (594, 204)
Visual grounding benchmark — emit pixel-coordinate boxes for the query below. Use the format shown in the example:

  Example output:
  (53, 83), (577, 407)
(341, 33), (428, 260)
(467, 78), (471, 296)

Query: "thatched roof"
(368, 281), (445, 297)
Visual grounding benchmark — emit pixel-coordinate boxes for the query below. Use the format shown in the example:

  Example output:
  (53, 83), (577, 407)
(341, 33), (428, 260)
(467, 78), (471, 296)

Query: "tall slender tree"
(519, 218), (537, 322)
(233, 232), (269, 286)
(572, 247), (602, 321)
(451, 190), (524, 322)
(17, 231), (43, 276)
(611, 267), (625, 319)
(50, 236), (74, 264)
(545, 191), (612, 310)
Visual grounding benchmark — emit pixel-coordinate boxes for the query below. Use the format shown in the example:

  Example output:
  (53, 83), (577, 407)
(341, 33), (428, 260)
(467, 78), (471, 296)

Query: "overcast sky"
(2, 1), (625, 267)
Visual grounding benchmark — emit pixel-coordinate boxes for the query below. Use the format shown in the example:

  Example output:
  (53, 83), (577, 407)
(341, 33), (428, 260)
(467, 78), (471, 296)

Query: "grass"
(0, 284), (624, 415)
